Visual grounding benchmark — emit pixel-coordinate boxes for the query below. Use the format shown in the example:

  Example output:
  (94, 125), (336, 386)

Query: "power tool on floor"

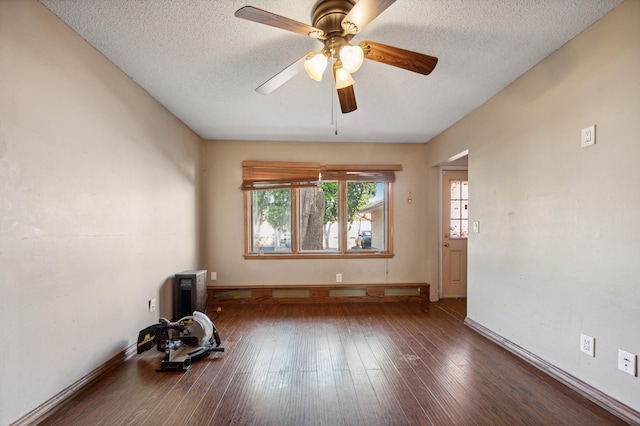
(136, 308), (224, 372)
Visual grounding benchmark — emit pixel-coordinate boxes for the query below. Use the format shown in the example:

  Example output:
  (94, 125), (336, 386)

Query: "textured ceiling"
(39, 0), (622, 143)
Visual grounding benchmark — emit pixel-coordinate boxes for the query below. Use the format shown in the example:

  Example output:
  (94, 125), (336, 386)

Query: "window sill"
(244, 252), (395, 260)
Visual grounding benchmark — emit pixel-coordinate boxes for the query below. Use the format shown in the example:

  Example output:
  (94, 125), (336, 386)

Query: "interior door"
(442, 170), (468, 298)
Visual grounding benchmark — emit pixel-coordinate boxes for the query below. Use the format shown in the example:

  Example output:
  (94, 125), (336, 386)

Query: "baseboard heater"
(207, 283), (430, 308)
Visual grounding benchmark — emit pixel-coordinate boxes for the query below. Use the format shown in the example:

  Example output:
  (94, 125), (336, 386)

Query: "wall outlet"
(211, 271), (217, 281)
(581, 125), (596, 148)
(618, 349), (637, 376)
(580, 333), (595, 357)
(336, 273), (342, 283)
(149, 298), (156, 313)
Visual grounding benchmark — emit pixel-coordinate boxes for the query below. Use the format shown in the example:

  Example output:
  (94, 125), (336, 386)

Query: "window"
(449, 179), (469, 239)
(242, 161), (399, 259)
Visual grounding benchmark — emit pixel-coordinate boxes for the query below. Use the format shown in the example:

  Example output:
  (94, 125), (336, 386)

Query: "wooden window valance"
(241, 161), (402, 191)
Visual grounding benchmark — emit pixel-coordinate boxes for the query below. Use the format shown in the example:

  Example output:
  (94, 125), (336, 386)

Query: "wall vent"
(329, 288), (367, 297)
(384, 287), (421, 297)
(272, 289), (310, 298)
(214, 289), (253, 300)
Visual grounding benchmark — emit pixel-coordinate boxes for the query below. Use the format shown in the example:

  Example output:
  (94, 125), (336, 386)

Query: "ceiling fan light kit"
(303, 40), (363, 84)
(339, 44), (364, 73)
(334, 66), (355, 89)
(304, 52), (328, 81)
(235, 0), (438, 113)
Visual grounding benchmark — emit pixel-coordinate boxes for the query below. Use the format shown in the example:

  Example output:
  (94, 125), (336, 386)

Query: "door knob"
(443, 242), (450, 247)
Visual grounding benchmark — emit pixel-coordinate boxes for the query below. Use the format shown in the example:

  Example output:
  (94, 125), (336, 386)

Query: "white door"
(442, 170), (468, 298)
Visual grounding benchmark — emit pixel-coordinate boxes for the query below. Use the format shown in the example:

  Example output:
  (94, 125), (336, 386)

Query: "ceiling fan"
(235, 0), (438, 113)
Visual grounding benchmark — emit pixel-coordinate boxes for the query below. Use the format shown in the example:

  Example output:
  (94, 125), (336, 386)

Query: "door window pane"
(450, 200), (461, 219)
(461, 180), (469, 199)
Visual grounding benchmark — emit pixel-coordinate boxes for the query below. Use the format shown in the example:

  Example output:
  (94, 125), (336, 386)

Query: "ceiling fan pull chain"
(335, 89), (339, 135)
(330, 83), (334, 126)
(330, 77), (335, 127)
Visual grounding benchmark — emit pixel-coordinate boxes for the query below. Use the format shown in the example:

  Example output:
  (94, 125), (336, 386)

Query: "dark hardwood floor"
(41, 300), (626, 425)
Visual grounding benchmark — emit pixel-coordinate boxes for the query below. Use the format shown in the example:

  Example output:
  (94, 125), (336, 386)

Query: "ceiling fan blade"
(341, 0), (396, 35)
(255, 54), (307, 95)
(235, 6), (324, 38)
(337, 86), (357, 113)
(360, 40), (438, 75)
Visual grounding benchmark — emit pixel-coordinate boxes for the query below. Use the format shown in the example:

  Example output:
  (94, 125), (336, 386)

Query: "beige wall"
(2, 0), (637, 422)
(0, 1), (202, 424)
(425, 0), (639, 411)
(202, 140), (429, 290)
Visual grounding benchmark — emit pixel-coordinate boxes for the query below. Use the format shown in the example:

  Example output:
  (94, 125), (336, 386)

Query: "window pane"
(461, 181), (469, 199)
(347, 182), (386, 251)
(450, 200), (461, 219)
(460, 220), (469, 238)
(450, 180), (461, 199)
(251, 189), (292, 253)
(450, 220), (461, 238)
(299, 182), (339, 252)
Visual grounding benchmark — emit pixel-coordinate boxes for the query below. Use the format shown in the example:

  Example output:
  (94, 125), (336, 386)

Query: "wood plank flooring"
(40, 300), (627, 425)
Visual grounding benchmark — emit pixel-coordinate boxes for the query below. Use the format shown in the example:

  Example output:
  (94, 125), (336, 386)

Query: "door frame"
(438, 164), (468, 299)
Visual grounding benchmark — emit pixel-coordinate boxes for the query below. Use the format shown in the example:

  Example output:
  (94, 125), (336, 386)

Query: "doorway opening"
(437, 151), (468, 304)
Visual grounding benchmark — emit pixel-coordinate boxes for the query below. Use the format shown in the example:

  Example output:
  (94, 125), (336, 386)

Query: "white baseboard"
(464, 317), (640, 425)
(11, 343), (138, 426)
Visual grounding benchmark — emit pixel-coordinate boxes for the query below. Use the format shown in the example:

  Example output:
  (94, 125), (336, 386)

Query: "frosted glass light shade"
(304, 53), (328, 81)
(339, 45), (364, 73)
(335, 67), (355, 89)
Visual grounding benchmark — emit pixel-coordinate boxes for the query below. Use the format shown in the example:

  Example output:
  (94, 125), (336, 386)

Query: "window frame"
(242, 161), (399, 259)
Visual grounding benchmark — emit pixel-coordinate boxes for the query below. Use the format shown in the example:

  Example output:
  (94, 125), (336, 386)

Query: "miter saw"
(137, 309), (224, 372)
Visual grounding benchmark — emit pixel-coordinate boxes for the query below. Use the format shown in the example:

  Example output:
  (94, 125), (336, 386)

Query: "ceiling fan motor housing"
(311, 0), (356, 39)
